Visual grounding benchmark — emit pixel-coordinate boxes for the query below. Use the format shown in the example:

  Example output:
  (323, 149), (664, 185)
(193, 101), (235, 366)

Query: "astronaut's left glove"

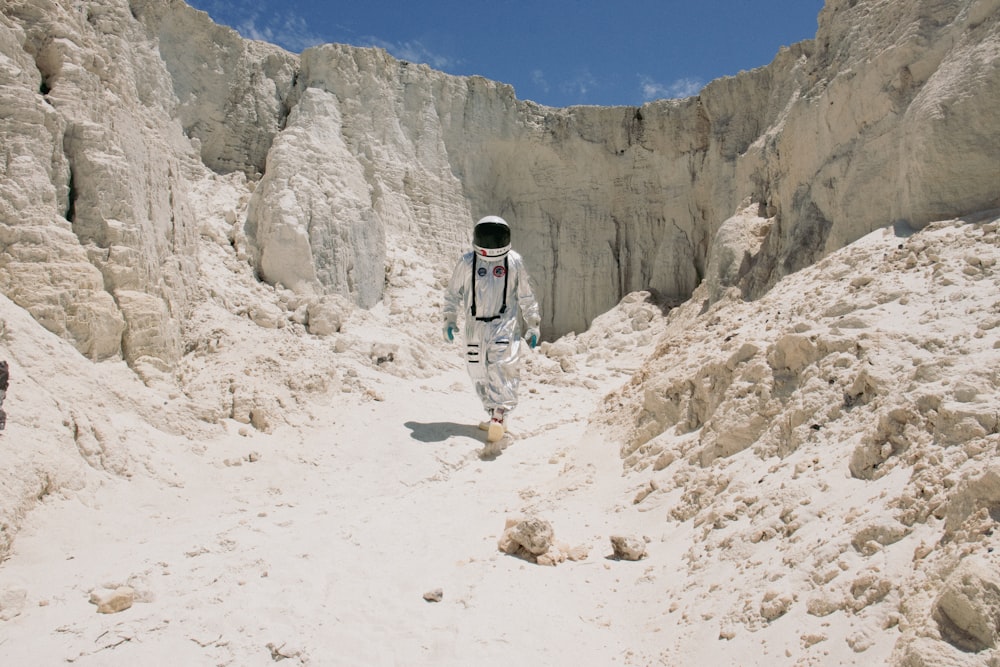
(525, 327), (540, 349)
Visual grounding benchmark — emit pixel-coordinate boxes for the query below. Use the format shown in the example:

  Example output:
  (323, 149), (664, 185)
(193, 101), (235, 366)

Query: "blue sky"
(185, 0), (825, 108)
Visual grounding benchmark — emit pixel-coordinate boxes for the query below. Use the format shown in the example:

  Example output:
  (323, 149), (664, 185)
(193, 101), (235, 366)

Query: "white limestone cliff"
(234, 0), (1000, 336)
(2, 0), (997, 359)
(1, 0), (202, 369)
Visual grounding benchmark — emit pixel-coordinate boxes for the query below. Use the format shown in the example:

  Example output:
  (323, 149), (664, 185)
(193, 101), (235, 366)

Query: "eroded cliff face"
(1, 0), (201, 371)
(233, 0), (999, 337)
(0, 0), (998, 355)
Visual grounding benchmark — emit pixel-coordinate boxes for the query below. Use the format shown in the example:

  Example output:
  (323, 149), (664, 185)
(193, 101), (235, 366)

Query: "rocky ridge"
(596, 212), (1000, 664)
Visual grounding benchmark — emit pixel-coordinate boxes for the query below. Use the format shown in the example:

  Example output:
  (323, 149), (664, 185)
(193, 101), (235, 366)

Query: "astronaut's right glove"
(443, 321), (457, 343)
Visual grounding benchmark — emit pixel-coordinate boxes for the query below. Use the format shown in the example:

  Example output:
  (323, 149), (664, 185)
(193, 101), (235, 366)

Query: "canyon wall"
(236, 0), (1000, 336)
(0, 0), (997, 355)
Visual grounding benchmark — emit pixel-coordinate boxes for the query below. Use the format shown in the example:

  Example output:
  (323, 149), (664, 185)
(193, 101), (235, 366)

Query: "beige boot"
(486, 408), (506, 442)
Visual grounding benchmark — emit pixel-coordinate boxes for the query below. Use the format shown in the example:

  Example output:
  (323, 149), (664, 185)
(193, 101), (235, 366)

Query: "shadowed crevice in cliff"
(643, 289), (684, 317)
(737, 196), (833, 302)
(782, 199), (834, 276)
(64, 164), (76, 224)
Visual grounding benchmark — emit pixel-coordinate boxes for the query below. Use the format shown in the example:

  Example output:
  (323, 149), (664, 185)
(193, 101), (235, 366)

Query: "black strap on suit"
(471, 255), (509, 322)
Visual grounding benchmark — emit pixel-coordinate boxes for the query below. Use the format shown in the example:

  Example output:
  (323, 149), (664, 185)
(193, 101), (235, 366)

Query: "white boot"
(486, 408), (506, 443)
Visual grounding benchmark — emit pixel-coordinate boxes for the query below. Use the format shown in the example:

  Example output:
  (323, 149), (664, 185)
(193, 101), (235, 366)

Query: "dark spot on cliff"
(65, 165), (76, 223)
(781, 200), (833, 276)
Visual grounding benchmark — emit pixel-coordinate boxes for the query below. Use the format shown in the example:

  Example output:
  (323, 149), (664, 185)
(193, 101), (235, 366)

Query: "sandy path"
(0, 348), (660, 666)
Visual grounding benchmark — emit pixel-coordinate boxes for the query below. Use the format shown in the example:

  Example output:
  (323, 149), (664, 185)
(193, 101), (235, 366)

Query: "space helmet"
(472, 215), (511, 258)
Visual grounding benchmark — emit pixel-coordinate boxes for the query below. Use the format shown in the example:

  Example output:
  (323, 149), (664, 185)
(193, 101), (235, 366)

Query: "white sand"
(0, 221), (671, 665)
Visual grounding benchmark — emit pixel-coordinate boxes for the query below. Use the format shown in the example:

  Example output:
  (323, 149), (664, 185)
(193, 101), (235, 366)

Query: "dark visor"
(473, 222), (510, 249)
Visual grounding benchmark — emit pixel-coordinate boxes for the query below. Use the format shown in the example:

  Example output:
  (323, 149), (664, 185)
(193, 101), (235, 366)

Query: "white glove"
(443, 322), (457, 343)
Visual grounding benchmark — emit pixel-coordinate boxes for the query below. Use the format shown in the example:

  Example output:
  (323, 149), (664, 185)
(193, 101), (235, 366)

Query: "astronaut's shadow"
(403, 421), (483, 444)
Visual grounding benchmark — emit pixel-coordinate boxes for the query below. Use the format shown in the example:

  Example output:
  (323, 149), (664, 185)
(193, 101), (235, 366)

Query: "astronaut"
(443, 215), (541, 442)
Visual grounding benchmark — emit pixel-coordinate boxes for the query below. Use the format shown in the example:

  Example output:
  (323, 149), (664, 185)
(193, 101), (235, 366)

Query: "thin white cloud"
(236, 13), (326, 52)
(531, 69), (550, 93)
(191, 0), (325, 53)
(365, 38), (455, 70)
(232, 14), (453, 66)
(560, 68), (599, 101)
(640, 75), (704, 101)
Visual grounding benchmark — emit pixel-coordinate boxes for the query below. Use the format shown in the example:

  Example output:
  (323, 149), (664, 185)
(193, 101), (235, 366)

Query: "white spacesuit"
(443, 216), (541, 442)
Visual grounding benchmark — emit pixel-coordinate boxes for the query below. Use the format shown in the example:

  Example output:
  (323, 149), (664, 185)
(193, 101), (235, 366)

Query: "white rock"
(499, 517), (554, 557)
(934, 557), (1000, 652)
(610, 535), (647, 561)
(247, 303), (285, 329)
(307, 296), (347, 336)
(89, 586), (134, 614)
(0, 587), (27, 621)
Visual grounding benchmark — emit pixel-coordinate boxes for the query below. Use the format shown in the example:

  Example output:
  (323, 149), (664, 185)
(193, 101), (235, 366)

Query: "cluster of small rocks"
(497, 516), (645, 565)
